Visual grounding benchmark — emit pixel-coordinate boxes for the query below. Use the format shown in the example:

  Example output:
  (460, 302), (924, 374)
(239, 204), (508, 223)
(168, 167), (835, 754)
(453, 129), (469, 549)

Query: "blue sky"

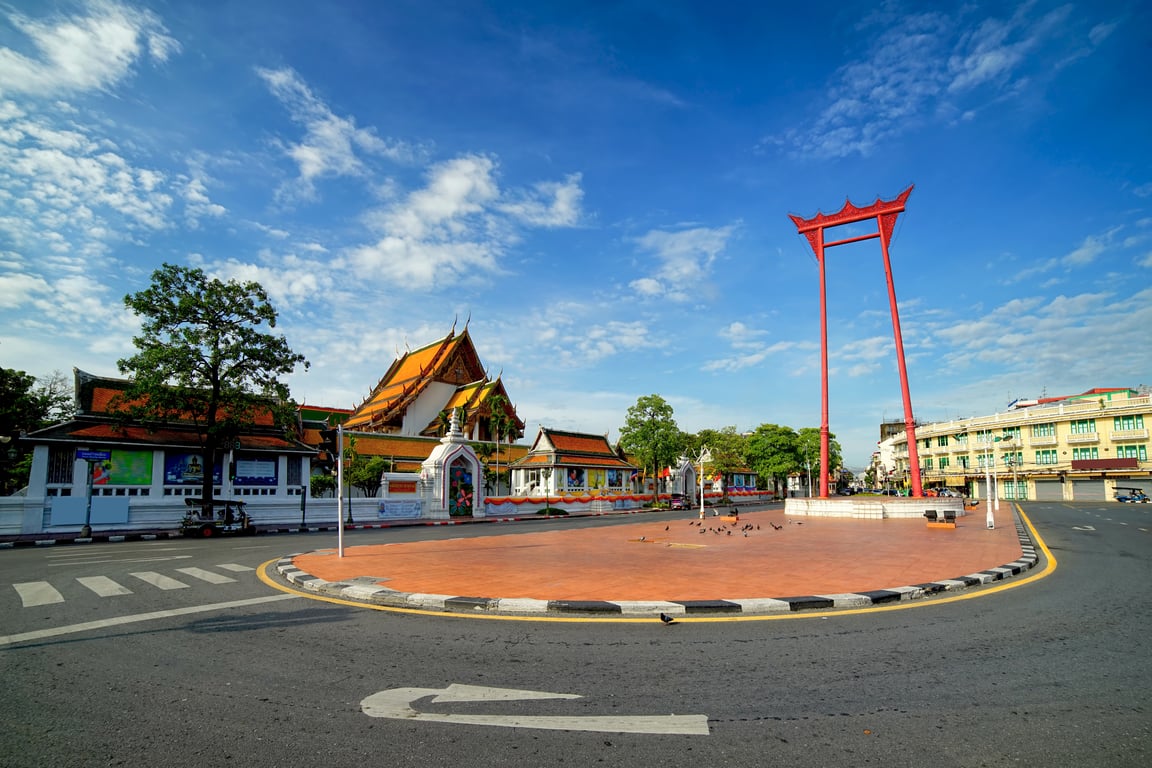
(1, 0), (1149, 470)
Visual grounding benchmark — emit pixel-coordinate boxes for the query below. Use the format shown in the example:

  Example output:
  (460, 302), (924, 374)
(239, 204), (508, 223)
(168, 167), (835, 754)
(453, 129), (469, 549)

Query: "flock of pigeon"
(656, 514), (798, 626)
(673, 518), (788, 537)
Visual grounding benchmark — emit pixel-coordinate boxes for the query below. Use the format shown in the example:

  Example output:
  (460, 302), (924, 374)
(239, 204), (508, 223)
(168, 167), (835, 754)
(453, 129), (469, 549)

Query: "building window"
(1116, 444), (1148, 461)
(977, 453), (995, 468)
(47, 447), (75, 484)
(1072, 447), (1099, 460)
(1001, 427), (1021, 442)
(955, 433), (969, 446)
(1069, 419), (1096, 434)
(958, 455), (969, 469)
(286, 455), (302, 487)
(939, 457), (950, 469)
(1114, 415), (1145, 431)
(976, 429), (993, 444)
(925, 458), (933, 470)
(1003, 451), (1023, 467)
(937, 435), (949, 447)
(1036, 450), (1058, 465)
(1004, 481), (1027, 500)
(1031, 423), (1055, 438)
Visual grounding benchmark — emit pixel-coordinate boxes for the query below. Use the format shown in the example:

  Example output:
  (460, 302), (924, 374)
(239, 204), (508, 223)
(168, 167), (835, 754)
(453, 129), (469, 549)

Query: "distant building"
(510, 429), (636, 498)
(887, 388), (1151, 500)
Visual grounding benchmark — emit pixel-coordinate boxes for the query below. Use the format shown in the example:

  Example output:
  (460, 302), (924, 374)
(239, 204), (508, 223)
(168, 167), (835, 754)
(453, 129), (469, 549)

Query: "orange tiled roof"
(346, 328), (488, 430)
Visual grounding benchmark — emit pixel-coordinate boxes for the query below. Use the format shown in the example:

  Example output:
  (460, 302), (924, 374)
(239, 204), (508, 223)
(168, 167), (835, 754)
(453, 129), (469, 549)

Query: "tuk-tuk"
(1113, 488), (1150, 503)
(182, 498), (255, 536)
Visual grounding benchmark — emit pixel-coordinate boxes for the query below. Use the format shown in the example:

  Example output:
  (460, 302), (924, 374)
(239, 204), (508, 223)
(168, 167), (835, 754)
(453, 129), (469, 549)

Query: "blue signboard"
(76, 449), (112, 461)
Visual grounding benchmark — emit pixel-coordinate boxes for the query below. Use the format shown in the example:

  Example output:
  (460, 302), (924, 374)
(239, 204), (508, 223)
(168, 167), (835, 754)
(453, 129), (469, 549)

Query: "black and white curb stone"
(271, 513), (1041, 618)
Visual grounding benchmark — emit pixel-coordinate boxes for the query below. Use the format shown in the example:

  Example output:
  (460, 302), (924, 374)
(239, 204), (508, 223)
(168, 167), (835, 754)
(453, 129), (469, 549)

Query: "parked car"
(1114, 488), (1150, 503)
(669, 494), (689, 510)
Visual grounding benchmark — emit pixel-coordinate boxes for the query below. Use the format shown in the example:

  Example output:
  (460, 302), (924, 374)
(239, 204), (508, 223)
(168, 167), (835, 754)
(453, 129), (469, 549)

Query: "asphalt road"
(1, 502), (1149, 767)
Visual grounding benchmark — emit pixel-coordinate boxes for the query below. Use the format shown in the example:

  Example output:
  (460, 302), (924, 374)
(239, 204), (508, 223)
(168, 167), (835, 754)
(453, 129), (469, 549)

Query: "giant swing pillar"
(789, 186), (923, 499)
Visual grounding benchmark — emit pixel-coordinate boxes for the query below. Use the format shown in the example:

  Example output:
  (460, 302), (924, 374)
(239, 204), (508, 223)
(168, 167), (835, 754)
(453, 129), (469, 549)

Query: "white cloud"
(498, 173), (584, 227)
(774, 3), (1105, 159)
(630, 224), (736, 302)
(0, 0), (178, 95)
(346, 153), (583, 291)
(257, 66), (420, 200)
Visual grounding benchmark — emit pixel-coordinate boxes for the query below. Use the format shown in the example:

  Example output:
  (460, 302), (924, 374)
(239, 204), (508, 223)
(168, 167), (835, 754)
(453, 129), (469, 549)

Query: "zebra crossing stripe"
(131, 571), (189, 590)
(76, 576), (133, 597)
(13, 582), (64, 607)
(175, 567), (237, 585)
(215, 563), (255, 573)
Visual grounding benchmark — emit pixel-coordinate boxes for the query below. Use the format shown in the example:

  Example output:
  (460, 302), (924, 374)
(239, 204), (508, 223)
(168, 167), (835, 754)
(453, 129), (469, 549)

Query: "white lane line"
(49, 556), (194, 567)
(76, 576), (133, 598)
(130, 571), (189, 590)
(13, 582), (65, 607)
(215, 563), (255, 573)
(0, 594), (300, 646)
(175, 567), (237, 585)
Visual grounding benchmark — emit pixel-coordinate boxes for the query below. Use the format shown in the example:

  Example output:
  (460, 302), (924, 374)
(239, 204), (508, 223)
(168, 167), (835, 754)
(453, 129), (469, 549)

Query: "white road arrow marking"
(361, 684), (709, 735)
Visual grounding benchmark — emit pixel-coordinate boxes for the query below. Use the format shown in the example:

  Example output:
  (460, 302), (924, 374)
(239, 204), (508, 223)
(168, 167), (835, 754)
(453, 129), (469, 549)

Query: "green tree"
(685, 426), (747, 476)
(744, 423), (800, 497)
(1, 368), (71, 495)
(310, 473), (337, 498)
(618, 394), (681, 494)
(796, 427), (843, 493)
(116, 263), (308, 516)
(472, 442), (496, 494)
(486, 394), (509, 494)
(347, 454), (391, 498)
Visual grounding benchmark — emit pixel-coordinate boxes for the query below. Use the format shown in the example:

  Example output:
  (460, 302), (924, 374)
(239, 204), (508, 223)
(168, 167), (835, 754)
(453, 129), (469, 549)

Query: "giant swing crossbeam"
(788, 185), (923, 499)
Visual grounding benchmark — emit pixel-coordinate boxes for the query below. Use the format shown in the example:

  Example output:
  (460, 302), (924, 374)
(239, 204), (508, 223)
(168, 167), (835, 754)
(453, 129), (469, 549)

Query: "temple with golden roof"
(343, 324), (524, 442)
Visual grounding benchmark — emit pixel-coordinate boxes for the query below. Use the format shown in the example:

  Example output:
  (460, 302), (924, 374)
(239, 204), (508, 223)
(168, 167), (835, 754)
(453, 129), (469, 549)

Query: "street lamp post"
(693, 446), (711, 519)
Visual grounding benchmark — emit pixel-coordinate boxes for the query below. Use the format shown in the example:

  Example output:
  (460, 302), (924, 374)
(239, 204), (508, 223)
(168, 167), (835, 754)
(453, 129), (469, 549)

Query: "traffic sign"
(76, 450), (111, 461)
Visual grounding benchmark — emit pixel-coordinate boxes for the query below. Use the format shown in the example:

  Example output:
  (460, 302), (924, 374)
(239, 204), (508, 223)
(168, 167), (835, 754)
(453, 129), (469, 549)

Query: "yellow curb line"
(257, 504), (1056, 624)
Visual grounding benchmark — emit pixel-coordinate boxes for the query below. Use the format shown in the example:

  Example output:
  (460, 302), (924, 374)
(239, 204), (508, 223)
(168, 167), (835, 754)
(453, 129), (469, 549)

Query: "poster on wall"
(164, 452), (222, 485)
(234, 456), (278, 486)
(566, 467), (585, 488)
(89, 450), (154, 486)
(587, 469), (606, 490)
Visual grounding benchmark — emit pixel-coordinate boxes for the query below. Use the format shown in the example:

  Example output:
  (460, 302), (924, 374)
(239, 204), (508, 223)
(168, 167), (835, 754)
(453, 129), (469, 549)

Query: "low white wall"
(784, 496), (965, 519)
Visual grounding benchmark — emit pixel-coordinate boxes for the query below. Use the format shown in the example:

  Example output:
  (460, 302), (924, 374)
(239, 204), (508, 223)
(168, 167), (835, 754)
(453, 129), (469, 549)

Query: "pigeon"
(665, 526), (669, 531)
(659, 612), (676, 625)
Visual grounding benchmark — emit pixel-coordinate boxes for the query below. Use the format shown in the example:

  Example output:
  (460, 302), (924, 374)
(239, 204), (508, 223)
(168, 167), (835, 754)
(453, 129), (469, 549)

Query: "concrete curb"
(271, 510), (1041, 618)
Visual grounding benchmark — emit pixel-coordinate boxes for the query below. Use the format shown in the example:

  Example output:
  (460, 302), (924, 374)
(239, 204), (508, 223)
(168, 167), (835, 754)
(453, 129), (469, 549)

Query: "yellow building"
(889, 388), (1150, 501)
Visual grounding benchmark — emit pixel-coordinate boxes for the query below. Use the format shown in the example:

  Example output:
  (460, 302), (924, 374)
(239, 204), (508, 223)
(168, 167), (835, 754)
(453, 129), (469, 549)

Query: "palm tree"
(487, 394), (510, 495)
(473, 442), (496, 494)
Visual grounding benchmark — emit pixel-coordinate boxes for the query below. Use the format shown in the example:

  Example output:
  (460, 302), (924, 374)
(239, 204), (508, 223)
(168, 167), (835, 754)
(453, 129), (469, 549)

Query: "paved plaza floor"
(290, 507), (1026, 604)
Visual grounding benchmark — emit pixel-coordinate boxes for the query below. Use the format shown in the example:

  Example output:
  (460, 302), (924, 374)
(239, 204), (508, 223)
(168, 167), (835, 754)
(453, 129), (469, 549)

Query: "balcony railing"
(1027, 435), (1057, 447)
(1110, 428), (1149, 442)
(1066, 432), (1099, 444)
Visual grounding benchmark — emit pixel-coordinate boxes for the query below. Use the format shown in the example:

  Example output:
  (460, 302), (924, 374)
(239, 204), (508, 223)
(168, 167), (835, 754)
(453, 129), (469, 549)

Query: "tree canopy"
(618, 394), (682, 486)
(745, 423), (842, 495)
(683, 426), (747, 476)
(116, 263), (308, 510)
(1, 368), (71, 495)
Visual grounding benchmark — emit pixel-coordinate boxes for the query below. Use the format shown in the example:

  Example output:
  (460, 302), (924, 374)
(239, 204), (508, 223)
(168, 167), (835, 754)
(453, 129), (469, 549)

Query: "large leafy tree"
(116, 264), (308, 515)
(684, 426), (748, 476)
(796, 426), (843, 491)
(1, 368), (71, 495)
(744, 423), (800, 497)
(618, 394), (681, 492)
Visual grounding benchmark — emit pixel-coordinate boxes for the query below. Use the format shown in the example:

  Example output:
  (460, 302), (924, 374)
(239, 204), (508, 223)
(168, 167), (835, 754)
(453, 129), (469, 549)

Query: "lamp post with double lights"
(692, 445), (711, 519)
